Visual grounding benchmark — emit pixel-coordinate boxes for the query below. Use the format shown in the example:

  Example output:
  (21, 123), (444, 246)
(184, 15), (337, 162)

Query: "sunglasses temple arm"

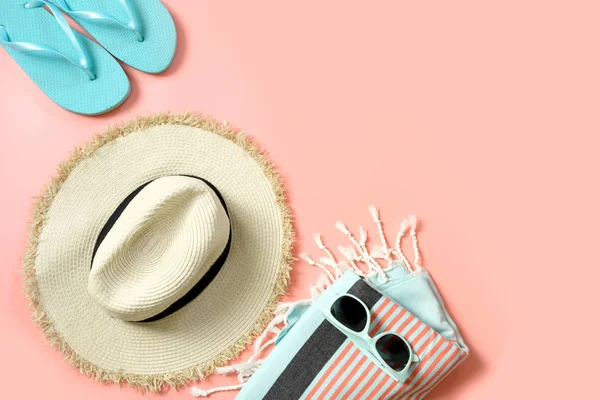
(379, 359), (400, 382)
(362, 345), (399, 382)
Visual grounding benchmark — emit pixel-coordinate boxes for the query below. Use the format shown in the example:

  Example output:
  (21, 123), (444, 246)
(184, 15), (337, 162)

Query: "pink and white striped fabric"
(236, 271), (468, 400)
(302, 297), (467, 399)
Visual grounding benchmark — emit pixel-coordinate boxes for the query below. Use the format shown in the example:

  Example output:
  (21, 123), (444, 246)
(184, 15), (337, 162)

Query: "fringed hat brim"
(23, 112), (294, 392)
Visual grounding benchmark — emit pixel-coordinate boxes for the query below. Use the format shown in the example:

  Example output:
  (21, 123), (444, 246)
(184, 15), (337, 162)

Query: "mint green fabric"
(369, 262), (465, 345)
(53, 0), (177, 73)
(0, 2), (130, 115)
(277, 263), (465, 347)
(241, 264), (468, 398)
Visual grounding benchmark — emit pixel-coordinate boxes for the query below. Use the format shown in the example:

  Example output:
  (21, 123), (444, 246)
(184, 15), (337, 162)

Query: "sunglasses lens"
(375, 334), (411, 371)
(330, 296), (368, 332)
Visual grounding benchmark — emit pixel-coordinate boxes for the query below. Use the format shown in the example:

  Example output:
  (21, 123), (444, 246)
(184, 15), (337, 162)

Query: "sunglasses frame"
(321, 293), (420, 382)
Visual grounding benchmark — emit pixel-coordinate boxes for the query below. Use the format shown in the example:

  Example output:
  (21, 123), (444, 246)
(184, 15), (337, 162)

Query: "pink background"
(1, 1), (598, 398)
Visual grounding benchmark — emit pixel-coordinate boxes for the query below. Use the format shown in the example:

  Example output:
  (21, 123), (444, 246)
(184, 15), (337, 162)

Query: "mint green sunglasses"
(321, 293), (420, 382)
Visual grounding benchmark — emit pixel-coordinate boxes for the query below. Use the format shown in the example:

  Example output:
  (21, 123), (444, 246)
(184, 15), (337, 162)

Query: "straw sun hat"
(22, 113), (293, 392)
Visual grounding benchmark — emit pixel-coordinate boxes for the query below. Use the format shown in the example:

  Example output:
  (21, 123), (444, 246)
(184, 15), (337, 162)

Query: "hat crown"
(88, 176), (230, 322)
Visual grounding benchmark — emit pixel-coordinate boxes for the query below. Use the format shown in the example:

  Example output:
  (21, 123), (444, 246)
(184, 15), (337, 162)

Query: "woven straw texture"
(89, 176), (231, 322)
(22, 113), (294, 392)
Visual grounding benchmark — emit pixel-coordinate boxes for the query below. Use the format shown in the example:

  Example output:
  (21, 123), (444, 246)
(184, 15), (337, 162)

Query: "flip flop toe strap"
(0, 1), (96, 80)
(50, 0), (144, 42)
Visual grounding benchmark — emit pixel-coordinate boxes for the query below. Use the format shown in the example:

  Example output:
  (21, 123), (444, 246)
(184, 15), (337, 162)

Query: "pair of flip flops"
(0, 0), (176, 115)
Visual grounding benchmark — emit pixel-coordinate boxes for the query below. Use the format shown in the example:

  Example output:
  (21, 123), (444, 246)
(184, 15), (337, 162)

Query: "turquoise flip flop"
(0, 1), (130, 115)
(49, 0), (177, 74)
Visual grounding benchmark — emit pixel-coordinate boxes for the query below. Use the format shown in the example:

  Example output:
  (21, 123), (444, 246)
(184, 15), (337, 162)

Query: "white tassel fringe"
(193, 207), (424, 397)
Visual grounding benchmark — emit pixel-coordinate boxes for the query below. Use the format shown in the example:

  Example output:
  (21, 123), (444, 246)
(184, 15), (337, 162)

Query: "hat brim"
(23, 113), (293, 392)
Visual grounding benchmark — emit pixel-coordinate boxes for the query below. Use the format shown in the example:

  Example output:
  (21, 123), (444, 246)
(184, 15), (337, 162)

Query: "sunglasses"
(323, 293), (420, 382)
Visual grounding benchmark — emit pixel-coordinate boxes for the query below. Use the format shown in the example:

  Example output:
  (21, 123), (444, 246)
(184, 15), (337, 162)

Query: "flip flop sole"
(1, 4), (130, 115)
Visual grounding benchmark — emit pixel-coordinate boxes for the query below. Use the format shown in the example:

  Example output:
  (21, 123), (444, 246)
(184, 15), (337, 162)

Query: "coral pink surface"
(1, 1), (598, 399)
